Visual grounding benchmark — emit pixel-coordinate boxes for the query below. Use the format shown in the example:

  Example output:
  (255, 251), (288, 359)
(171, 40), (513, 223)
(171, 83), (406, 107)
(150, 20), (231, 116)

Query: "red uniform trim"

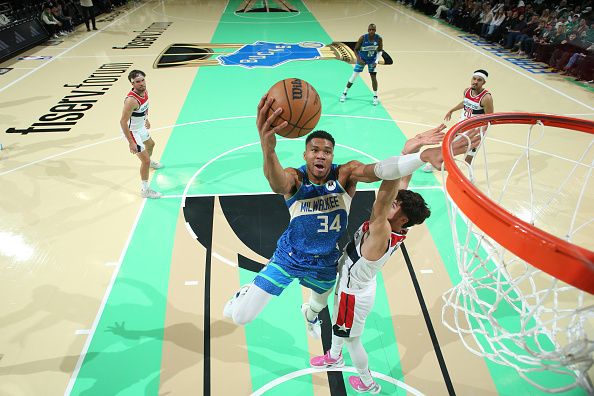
(336, 291), (356, 328)
(126, 90), (149, 107)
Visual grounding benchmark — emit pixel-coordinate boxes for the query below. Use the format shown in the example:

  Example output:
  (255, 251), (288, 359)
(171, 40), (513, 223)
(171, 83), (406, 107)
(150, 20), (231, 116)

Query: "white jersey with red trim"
(332, 221), (407, 338)
(336, 221), (407, 294)
(126, 90), (149, 131)
(461, 87), (489, 120)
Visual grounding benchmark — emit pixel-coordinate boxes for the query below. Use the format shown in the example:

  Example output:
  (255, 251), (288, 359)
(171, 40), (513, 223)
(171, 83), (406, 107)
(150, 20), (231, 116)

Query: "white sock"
(330, 334), (344, 359)
(345, 336), (373, 385)
(141, 180), (149, 191)
(348, 71), (360, 84)
(373, 91), (378, 97)
(342, 88), (348, 95)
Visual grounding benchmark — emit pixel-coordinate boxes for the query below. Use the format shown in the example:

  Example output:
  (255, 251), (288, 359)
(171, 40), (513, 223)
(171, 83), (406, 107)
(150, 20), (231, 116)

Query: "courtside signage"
(6, 63), (133, 134)
(113, 22), (172, 50)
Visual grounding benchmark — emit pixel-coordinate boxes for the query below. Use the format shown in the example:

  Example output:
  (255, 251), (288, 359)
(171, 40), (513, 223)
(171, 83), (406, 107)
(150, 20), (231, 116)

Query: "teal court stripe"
(69, 198), (182, 395)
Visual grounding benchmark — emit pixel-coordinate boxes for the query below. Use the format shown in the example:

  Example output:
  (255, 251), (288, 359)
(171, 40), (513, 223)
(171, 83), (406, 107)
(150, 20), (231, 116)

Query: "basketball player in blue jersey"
(340, 24), (383, 106)
(224, 95), (468, 338)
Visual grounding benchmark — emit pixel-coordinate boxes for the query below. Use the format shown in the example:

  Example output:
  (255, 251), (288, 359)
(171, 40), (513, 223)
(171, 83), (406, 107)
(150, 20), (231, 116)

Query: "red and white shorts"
(331, 285), (376, 338)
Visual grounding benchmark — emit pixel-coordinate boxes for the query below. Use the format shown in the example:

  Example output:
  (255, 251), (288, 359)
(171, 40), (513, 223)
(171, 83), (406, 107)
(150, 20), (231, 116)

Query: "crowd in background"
(398, 0), (594, 83)
(1, 0), (128, 37)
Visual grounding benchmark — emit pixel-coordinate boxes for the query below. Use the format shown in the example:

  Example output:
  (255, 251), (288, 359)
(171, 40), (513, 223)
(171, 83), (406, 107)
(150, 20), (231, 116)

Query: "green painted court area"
(69, 1), (589, 395)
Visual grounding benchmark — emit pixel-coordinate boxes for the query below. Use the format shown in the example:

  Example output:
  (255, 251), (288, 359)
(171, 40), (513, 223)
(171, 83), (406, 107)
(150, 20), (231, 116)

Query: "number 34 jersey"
(277, 164), (352, 258)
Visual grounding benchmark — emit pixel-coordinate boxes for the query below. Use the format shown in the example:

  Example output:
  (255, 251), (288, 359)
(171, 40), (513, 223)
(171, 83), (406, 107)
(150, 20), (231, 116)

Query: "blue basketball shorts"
(354, 60), (376, 73)
(253, 248), (338, 296)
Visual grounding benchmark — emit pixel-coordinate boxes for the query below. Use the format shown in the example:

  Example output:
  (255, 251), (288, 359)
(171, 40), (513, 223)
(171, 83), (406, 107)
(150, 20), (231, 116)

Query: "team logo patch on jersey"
(326, 180), (336, 191)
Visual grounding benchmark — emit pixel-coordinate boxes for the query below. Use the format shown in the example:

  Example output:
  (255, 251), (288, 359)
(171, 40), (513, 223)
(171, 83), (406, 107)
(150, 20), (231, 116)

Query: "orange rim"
(442, 113), (594, 294)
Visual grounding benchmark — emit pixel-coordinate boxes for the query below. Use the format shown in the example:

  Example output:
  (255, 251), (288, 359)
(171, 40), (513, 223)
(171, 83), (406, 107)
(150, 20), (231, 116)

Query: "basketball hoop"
(440, 113), (594, 393)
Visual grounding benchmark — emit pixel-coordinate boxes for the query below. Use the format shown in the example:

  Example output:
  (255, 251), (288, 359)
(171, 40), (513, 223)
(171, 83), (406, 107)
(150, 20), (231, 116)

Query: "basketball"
(266, 78), (322, 138)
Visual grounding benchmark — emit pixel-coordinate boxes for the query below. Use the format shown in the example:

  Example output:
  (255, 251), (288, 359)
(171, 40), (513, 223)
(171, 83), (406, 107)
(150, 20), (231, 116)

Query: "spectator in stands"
(52, 2), (73, 33)
(511, 14), (539, 52)
(80, 0), (96, 31)
(534, 23), (567, 62)
(0, 12), (11, 27)
(504, 12), (527, 48)
(41, 3), (65, 39)
(485, 7), (506, 38)
(434, 0), (453, 19)
(548, 32), (585, 70)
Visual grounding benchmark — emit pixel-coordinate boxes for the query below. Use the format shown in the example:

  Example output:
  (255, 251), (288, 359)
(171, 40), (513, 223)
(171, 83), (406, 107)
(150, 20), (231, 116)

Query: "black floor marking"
(320, 306), (348, 395)
(401, 243), (456, 396)
(183, 196), (215, 396)
(184, 192), (378, 395)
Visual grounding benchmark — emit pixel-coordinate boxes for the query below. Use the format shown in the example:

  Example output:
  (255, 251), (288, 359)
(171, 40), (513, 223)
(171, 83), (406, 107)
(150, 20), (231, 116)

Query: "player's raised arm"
(257, 95), (299, 196)
(444, 99), (464, 121)
(344, 124), (447, 184)
(362, 178), (400, 261)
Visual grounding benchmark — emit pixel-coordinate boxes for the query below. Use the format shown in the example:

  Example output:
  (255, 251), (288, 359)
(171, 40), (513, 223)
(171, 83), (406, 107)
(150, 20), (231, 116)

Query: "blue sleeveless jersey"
(275, 164), (352, 260)
(358, 33), (381, 62)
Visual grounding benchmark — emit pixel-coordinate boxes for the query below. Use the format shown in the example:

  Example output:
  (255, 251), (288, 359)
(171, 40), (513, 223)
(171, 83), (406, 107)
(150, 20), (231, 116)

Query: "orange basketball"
(266, 78), (322, 138)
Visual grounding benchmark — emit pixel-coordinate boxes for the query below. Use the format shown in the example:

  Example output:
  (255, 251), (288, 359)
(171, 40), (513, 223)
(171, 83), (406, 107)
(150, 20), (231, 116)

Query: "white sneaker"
(150, 160), (163, 169)
(372, 96), (379, 106)
(339, 93), (346, 102)
(301, 303), (322, 339)
(421, 163), (434, 173)
(223, 285), (250, 318)
(141, 188), (162, 199)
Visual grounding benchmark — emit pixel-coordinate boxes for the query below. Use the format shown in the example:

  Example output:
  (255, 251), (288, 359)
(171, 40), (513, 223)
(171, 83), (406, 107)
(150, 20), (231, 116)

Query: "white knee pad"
(309, 288), (332, 314)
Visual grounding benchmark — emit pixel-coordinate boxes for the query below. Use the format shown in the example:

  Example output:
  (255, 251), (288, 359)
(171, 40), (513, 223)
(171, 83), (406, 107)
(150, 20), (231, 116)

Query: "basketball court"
(0, 1), (592, 395)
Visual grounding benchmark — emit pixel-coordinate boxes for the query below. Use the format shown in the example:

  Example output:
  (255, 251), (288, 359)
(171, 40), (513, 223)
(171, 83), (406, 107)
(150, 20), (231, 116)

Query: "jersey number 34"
(316, 215), (341, 233)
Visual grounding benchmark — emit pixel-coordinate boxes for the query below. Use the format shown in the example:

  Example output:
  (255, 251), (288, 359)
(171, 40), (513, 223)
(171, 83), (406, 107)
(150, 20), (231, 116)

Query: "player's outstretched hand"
(257, 94), (287, 151)
(451, 127), (482, 156)
(416, 123), (446, 145)
(420, 128), (481, 170)
(402, 123), (446, 154)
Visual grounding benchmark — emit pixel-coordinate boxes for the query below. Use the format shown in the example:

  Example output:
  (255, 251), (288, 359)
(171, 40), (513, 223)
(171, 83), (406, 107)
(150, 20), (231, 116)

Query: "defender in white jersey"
(423, 69), (494, 172)
(119, 70), (163, 199)
(224, 95), (457, 338)
(310, 183), (431, 394)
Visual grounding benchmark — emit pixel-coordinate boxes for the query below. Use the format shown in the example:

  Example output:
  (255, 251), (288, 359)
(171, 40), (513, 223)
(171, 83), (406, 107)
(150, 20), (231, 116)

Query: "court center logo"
(154, 41), (393, 69)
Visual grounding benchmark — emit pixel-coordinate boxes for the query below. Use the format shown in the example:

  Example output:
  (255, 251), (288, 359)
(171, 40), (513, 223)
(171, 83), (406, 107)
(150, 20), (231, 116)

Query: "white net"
(441, 116), (594, 393)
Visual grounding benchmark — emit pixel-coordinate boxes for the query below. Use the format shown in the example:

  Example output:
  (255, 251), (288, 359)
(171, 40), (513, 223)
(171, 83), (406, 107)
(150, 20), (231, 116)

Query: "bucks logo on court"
(153, 41), (393, 69)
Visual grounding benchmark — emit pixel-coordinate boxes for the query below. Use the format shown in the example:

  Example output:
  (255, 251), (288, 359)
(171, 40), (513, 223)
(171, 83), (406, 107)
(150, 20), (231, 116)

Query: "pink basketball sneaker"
(348, 376), (381, 394)
(309, 351), (344, 368)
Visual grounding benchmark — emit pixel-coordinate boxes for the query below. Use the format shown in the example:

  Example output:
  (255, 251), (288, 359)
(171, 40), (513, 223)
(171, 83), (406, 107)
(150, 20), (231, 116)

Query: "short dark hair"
(474, 69), (489, 77)
(397, 189), (431, 228)
(128, 70), (146, 82)
(306, 130), (335, 147)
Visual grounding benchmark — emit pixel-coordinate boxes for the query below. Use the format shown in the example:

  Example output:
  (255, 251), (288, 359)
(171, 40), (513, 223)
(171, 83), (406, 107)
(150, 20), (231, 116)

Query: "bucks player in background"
(423, 69), (494, 172)
(224, 94), (458, 338)
(340, 23), (383, 106)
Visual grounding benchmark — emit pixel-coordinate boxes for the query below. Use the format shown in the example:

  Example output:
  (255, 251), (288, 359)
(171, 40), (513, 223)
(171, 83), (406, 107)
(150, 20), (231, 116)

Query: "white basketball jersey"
(337, 221), (407, 293)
